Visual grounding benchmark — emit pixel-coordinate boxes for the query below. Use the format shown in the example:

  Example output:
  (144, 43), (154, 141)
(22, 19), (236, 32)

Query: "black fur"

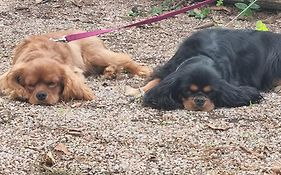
(143, 28), (281, 110)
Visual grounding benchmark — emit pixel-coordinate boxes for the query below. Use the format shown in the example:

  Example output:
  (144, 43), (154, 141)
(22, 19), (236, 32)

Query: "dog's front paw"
(125, 86), (144, 98)
(82, 87), (96, 101)
(136, 66), (153, 78)
(103, 65), (117, 79)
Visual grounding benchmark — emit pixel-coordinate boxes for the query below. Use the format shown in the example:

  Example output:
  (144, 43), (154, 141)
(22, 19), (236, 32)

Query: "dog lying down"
(126, 28), (281, 111)
(0, 30), (152, 105)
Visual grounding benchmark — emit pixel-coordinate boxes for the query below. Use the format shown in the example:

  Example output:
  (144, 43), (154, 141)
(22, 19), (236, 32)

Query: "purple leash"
(56, 0), (215, 42)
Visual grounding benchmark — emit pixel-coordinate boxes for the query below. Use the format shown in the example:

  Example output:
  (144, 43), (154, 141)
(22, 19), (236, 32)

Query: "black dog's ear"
(215, 80), (263, 108)
(143, 72), (183, 110)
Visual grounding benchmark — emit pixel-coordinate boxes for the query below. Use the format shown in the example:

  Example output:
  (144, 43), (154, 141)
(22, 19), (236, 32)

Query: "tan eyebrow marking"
(190, 84), (198, 92)
(203, 85), (212, 93)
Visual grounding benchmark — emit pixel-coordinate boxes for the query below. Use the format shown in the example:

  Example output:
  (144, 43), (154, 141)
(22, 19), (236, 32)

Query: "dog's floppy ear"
(0, 65), (29, 100)
(143, 71), (183, 110)
(215, 80), (262, 108)
(61, 65), (95, 101)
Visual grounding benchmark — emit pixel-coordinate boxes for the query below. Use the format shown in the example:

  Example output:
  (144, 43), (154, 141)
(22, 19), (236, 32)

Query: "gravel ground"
(1, 0), (281, 175)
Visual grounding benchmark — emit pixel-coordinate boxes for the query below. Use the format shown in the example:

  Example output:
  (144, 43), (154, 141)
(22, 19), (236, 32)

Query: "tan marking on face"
(190, 84), (199, 92)
(182, 97), (215, 111)
(203, 85), (212, 93)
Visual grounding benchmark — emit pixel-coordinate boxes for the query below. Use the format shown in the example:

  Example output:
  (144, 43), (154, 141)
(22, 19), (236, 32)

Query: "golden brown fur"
(0, 30), (151, 105)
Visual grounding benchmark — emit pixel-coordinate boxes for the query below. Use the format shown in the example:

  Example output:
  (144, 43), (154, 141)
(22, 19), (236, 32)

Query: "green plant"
(150, 0), (174, 15)
(255, 20), (269, 31)
(161, 0), (174, 9)
(149, 0), (212, 18)
(249, 100), (253, 107)
(234, 0), (260, 17)
(188, 8), (211, 19)
(151, 6), (164, 16)
(216, 0), (224, 6)
(128, 5), (144, 17)
(128, 10), (141, 17)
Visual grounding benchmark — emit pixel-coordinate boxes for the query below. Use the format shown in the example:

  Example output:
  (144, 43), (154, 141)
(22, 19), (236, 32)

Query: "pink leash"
(56, 0), (215, 42)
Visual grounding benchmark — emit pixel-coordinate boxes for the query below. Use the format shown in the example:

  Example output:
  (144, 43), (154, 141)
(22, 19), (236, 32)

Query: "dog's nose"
(194, 97), (206, 107)
(36, 92), (48, 101)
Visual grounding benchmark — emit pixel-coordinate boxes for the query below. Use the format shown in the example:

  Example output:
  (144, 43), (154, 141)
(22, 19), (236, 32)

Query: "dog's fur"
(127, 28), (281, 111)
(0, 30), (151, 105)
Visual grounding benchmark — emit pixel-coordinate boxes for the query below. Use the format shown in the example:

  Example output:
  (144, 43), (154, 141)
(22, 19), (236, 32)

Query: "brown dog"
(0, 30), (151, 105)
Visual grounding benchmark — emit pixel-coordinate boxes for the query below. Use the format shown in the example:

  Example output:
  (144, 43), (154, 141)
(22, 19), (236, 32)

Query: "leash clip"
(49, 36), (67, 43)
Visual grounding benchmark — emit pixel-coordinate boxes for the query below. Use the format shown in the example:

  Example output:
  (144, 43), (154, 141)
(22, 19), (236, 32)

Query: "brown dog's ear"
(0, 66), (29, 100)
(61, 65), (95, 101)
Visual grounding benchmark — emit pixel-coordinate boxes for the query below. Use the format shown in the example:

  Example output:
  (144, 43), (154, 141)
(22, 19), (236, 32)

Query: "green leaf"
(255, 20), (269, 31)
(216, 0), (224, 6)
(241, 9), (253, 16)
(250, 3), (260, 10)
(234, 2), (248, 10)
(151, 6), (163, 15)
(188, 10), (197, 17)
(128, 10), (138, 17)
(188, 8), (210, 19)
(200, 8), (210, 18)
(161, 0), (173, 9)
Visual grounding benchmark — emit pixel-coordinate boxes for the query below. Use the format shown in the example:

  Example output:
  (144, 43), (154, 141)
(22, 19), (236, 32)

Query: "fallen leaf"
(70, 0), (82, 7)
(272, 164), (281, 175)
(67, 128), (84, 136)
(147, 155), (158, 162)
(35, 0), (51, 4)
(42, 151), (56, 166)
(206, 123), (231, 131)
(195, 21), (215, 29)
(54, 143), (71, 155)
(71, 102), (83, 108)
(239, 146), (264, 158)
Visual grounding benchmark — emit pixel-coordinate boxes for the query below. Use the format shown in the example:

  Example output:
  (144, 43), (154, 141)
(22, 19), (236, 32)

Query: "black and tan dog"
(127, 28), (281, 111)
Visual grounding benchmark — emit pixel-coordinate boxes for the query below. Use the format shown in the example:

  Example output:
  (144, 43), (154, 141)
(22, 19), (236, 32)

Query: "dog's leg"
(125, 78), (161, 97)
(79, 37), (152, 77)
(103, 65), (118, 79)
(104, 52), (152, 78)
(85, 47), (152, 78)
(121, 57), (152, 78)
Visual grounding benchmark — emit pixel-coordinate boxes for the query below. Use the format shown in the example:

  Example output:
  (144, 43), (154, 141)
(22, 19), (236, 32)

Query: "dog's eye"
(47, 82), (57, 88)
(16, 76), (20, 83)
(15, 75), (23, 84)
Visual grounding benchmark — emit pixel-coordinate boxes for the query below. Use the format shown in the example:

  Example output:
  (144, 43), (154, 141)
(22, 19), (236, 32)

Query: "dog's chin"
(182, 98), (215, 112)
(184, 105), (214, 112)
(28, 96), (60, 105)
